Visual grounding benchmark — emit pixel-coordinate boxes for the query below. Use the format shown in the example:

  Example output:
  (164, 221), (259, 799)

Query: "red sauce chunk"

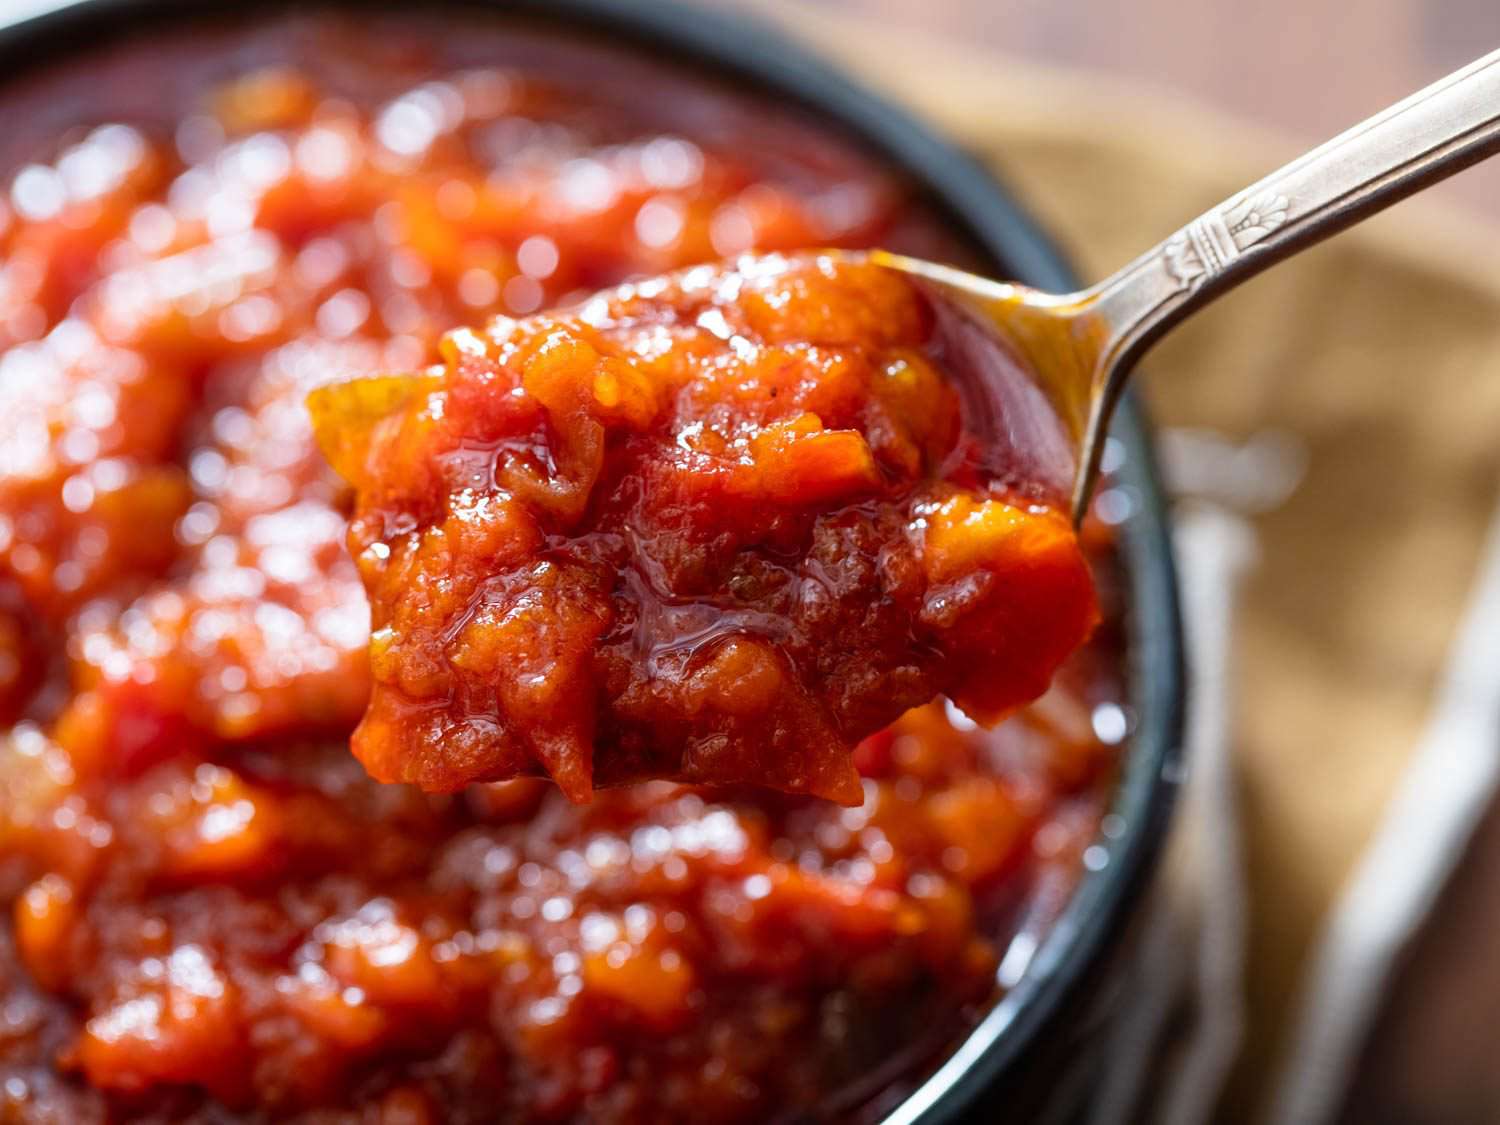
(0, 13), (1129, 1123)
(312, 253), (1098, 803)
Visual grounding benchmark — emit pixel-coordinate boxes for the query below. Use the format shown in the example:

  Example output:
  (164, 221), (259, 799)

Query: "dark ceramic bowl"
(0, 1), (1186, 1120)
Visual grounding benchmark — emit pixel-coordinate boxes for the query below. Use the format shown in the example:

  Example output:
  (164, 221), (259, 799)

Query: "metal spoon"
(868, 46), (1500, 523)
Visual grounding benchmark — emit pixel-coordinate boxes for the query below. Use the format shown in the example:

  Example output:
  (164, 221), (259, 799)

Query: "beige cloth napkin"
(748, 1), (1500, 1117)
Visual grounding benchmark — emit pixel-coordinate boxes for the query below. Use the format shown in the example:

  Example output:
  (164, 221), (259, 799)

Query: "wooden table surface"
(796, 0), (1500, 220)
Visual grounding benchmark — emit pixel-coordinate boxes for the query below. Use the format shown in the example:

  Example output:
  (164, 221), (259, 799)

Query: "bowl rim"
(0, 1), (1187, 1120)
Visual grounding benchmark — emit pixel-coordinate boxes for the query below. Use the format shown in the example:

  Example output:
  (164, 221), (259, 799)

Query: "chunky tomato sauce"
(0, 13), (1127, 1123)
(312, 253), (1096, 805)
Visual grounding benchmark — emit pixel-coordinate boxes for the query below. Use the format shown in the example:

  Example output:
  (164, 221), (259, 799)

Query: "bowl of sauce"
(0, 3), (1183, 1121)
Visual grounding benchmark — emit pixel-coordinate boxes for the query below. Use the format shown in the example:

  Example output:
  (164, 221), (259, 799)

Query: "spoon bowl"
(870, 249), (1103, 508)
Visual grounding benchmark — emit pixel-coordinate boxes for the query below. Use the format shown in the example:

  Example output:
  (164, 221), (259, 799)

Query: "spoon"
(868, 46), (1500, 523)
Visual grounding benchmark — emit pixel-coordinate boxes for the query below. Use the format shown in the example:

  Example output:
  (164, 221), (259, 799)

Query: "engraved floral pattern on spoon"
(1163, 190), (1290, 287)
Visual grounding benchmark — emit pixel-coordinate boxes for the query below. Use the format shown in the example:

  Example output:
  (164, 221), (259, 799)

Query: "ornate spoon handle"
(1075, 45), (1500, 499)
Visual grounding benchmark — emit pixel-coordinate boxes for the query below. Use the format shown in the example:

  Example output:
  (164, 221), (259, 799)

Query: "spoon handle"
(1075, 46), (1500, 512)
